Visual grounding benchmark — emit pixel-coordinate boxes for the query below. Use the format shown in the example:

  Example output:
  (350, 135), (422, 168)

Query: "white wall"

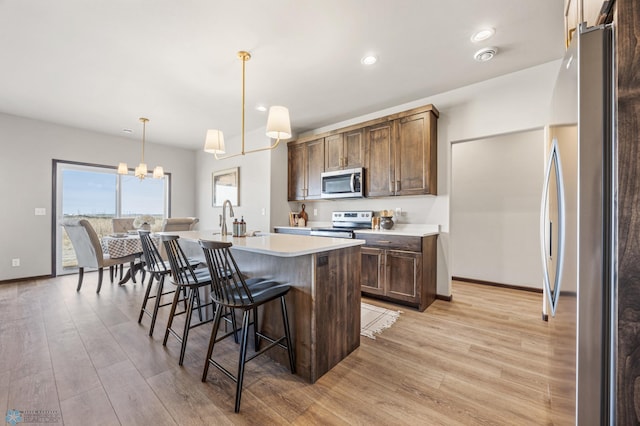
(0, 113), (197, 281)
(451, 129), (545, 288)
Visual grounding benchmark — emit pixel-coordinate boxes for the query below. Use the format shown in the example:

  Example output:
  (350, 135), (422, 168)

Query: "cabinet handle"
(378, 240), (391, 244)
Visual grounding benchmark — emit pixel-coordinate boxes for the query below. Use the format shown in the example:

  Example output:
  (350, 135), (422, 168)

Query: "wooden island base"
(232, 245), (361, 383)
(169, 231), (364, 384)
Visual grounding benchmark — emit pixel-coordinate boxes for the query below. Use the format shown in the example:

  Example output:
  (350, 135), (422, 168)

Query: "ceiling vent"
(474, 47), (498, 62)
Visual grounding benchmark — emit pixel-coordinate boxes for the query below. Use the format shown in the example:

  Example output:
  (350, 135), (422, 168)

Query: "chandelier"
(203, 51), (292, 160)
(118, 117), (164, 179)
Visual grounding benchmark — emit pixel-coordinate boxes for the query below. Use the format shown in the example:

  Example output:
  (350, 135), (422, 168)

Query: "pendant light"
(204, 51), (292, 160)
(118, 117), (164, 179)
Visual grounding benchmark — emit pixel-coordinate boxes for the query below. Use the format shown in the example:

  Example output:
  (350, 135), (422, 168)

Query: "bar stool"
(199, 240), (296, 413)
(138, 230), (193, 337)
(161, 235), (215, 365)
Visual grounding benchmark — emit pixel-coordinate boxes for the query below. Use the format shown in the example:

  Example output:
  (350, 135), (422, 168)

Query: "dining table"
(101, 233), (147, 284)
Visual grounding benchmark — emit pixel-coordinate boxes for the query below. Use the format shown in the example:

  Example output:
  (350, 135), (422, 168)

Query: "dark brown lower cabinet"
(360, 234), (437, 311)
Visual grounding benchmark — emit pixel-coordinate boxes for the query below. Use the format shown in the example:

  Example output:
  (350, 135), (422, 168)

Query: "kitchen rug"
(361, 302), (401, 339)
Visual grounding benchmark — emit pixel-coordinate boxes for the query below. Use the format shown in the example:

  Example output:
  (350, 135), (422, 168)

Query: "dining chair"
(112, 217), (135, 234)
(161, 234), (216, 365)
(111, 217), (136, 279)
(161, 217), (199, 232)
(61, 218), (137, 293)
(199, 240), (296, 413)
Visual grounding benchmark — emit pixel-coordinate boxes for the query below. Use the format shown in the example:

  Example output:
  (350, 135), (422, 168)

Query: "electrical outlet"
(11, 258), (20, 267)
(313, 209), (318, 216)
(261, 208), (266, 216)
(34, 207), (46, 216)
(395, 207), (402, 216)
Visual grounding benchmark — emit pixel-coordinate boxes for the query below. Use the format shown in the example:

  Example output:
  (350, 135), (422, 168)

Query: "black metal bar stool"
(199, 240), (296, 413)
(138, 230), (192, 337)
(161, 235), (215, 365)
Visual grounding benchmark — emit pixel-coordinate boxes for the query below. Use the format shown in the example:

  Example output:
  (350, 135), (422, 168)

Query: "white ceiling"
(0, 0), (565, 150)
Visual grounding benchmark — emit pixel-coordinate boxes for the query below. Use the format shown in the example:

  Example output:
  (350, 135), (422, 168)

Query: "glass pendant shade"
(135, 163), (148, 179)
(153, 166), (164, 178)
(117, 162), (128, 174)
(266, 106), (291, 139)
(204, 129), (225, 154)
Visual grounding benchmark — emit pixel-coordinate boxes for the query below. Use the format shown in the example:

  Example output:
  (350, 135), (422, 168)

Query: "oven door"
(321, 168), (364, 199)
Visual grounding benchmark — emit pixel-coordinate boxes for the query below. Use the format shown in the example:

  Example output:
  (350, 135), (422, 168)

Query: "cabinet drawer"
(358, 234), (422, 251)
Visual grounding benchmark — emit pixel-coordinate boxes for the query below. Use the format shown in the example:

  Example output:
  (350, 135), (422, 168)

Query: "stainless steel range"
(310, 211), (373, 239)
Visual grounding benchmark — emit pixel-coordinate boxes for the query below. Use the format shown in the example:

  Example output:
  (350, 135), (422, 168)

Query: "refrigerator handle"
(540, 137), (566, 317)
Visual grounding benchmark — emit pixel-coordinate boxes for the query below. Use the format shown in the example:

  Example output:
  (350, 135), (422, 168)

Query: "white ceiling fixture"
(471, 27), (496, 42)
(361, 55), (378, 65)
(118, 117), (164, 179)
(474, 47), (498, 62)
(204, 51), (292, 160)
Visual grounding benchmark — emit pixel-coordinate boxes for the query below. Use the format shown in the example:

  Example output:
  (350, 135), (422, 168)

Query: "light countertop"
(157, 230), (364, 258)
(354, 224), (440, 237)
(274, 224), (440, 237)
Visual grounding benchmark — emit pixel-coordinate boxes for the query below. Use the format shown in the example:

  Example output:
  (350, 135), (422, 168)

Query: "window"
(54, 160), (170, 274)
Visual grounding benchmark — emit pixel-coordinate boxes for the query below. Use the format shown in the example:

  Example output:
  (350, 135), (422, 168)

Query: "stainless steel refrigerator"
(541, 23), (615, 424)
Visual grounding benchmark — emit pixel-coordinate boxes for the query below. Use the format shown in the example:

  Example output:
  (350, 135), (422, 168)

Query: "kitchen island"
(160, 231), (365, 383)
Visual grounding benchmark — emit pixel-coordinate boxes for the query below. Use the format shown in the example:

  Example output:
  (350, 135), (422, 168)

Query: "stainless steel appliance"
(320, 167), (365, 199)
(541, 23), (615, 424)
(310, 210), (373, 238)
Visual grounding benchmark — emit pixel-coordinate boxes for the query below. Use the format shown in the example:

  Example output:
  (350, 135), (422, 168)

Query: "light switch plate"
(35, 208), (46, 216)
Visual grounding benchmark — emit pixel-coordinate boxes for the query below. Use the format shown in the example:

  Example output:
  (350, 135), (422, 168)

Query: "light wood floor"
(0, 273), (574, 425)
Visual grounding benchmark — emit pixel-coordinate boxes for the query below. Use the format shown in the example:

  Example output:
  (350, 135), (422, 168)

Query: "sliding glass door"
(54, 160), (169, 275)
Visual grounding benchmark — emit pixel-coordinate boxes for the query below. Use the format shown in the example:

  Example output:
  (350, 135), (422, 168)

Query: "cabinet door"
(288, 143), (307, 201)
(343, 129), (364, 169)
(395, 111), (437, 196)
(385, 250), (421, 304)
(305, 138), (325, 199)
(361, 247), (385, 295)
(364, 121), (395, 197)
(324, 134), (344, 172)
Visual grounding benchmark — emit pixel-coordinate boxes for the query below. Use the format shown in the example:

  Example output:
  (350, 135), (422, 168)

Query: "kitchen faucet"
(220, 199), (235, 236)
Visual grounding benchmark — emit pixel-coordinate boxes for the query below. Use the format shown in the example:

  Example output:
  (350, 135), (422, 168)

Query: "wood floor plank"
(59, 386), (120, 426)
(97, 359), (176, 425)
(0, 370), (10, 423)
(146, 369), (234, 425)
(0, 275), (574, 424)
(108, 321), (178, 379)
(7, 369), (63, 425)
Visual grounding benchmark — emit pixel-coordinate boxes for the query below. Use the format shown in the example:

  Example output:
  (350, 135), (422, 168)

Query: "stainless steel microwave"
(321, 167), (365, 199)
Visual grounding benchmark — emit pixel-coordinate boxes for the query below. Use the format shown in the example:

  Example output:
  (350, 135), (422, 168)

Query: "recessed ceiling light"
(473, 47), (498, 62)
(361, 55), (378, 65)
(471, 28), (495, 43)
(122, 128), (133, 134)
(256, 105), (267, 112)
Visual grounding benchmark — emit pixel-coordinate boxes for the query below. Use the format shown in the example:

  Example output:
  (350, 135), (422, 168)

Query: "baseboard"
(452, 276), (542, 293)
(436, 294), (453, 302)
(0, 274), (53, 285)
